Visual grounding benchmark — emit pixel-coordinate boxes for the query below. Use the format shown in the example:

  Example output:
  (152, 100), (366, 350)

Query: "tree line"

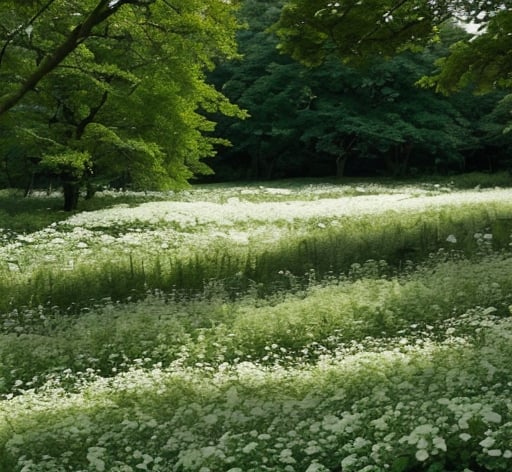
(206, 0), (512, 180)
(0, 0), (511, 209)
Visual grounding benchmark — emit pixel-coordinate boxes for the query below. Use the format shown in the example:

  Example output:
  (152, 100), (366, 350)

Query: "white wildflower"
(415, 449), (429, 461)
(482, 411), (501, 424)
(433, 437), (447, 452)
(417, 438), (429, 449)
(341, 454), (358, 468)
(479, 437), (495, 449)
(487, 449), (502, 457)
(242, 442), (258, 454)
(305, 463), (329, 472)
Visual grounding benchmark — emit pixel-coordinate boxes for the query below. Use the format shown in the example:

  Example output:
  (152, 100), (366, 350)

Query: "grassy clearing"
(1, 177), (512, 471)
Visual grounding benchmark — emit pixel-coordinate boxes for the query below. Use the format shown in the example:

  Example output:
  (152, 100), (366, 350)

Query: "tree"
(298, 51), (475, 177)
(472, 93), (512, 171)
(210, 3), (482, 180)
(0, 0), (143, 117)
(0, 0), (243, 209)
(425, 8), (512, 93)
(273, 0), (512, 93)
(209, 0), (311, 180)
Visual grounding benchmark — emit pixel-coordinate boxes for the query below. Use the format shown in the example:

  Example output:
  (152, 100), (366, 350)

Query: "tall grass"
(1, 202), (511, 313)
(1, 252), (511, 395)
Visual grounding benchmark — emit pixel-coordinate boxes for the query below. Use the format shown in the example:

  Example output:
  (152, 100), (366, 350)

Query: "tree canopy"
(1, 0), (511, 199)
(273, 0), (512, 93)
(207, 0), (510, 180)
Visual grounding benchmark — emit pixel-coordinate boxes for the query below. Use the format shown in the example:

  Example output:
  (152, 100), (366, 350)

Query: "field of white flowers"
(1, 179), (512, 471)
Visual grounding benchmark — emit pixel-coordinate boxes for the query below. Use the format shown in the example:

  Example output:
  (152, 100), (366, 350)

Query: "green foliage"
(427, 10), (512, 94)
(272, 0), (442, 66)
(0, 0), (245, 207)
(274, 1), (512, 94)
(41, 151), (92, 181)
(209, 1), (508, 180)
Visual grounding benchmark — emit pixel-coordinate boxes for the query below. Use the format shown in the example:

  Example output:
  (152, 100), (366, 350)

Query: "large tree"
(297, 51), (476, 177)
(0, 0), (243, 209)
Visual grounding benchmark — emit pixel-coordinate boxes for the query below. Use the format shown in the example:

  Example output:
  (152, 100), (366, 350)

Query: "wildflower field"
(1, 175), (512, 472)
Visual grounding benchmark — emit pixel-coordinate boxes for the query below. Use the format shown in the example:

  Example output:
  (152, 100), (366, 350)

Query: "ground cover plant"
(1, 177), (512, 471)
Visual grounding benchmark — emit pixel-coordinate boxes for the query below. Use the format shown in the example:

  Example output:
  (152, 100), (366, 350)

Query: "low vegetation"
(1, 177), (512, 471)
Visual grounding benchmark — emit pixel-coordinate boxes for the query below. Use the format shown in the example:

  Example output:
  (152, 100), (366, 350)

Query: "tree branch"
(0, 0), (135, 117)
(0, 0), (58, 68)
(354, 0), (419, 46)
(76, 90), (109, 139)
(162, 0), (182, 15)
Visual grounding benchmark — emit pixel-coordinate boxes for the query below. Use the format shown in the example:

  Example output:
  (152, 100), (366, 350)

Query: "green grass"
(1, 201), (512, 314)
(1, 177), (512, 471)
(1, 253), (511, 395)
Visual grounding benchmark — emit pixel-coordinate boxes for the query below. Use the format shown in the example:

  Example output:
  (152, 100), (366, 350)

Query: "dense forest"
(0, 0), (511, 208)
(207, 0), (512, 181)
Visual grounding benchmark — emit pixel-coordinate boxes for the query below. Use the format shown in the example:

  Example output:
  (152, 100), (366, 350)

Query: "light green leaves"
(41, 150), (92, 179)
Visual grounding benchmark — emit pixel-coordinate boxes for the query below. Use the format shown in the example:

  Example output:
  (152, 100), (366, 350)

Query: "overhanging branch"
(0, 0), (58, 68)
(0, 0), (139, 117)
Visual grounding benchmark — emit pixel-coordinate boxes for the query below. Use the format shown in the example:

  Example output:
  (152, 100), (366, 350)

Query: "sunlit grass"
(2, 307), (512, 471)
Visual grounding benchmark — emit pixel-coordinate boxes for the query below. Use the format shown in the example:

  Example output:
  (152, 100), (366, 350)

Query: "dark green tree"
(298, 51), (475, 177)
(210, 2), (484, 179)
(209, 0), (312, 180)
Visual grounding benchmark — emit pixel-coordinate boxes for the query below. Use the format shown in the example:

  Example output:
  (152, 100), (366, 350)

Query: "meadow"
(1, 174), (512, 472)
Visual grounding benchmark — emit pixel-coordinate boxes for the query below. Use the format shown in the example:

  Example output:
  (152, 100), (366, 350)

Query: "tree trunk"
(1, 158), (13, 188)
(386, 144), (411, 177)
(336, 153), (347, 179)
(335, 135), (356, 179)
(402, 142), (413, 176)
(85, 181), (97, 200)
(262, 155), (275, 180)
(63, 182), (80, 211)
(385, 142), (413, 177)
(24, 172), (35, 197)
(249, 153), (259, 180)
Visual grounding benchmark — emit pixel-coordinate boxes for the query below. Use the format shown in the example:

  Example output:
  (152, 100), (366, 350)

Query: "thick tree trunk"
(63, 182), (80, 211)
